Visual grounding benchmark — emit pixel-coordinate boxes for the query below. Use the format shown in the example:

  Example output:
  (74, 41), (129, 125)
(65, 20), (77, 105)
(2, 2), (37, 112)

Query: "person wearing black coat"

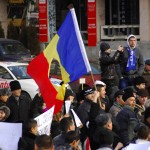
(88, 102), (121, 150)
(116, 90), (141, 146)
(18, 119), (38, 150)
(99, 42), (123, 98)
(30, 92), (45, 118)
(6, 80), (30, 123)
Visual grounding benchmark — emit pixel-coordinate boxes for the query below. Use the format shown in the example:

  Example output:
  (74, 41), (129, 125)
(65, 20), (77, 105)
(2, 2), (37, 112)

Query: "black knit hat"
(114, 90), (124, 99)
(83, 87), (95, 96)
(145, 59), (150, 65)
(134, 76), (147, 86)
(122, 91), (135, 101)
(10, 80), (21, 91)
(100, 42), (110, 52)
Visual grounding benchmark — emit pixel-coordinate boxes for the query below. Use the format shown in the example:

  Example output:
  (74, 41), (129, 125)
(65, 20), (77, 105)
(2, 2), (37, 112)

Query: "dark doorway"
(55, 0), (87, 31)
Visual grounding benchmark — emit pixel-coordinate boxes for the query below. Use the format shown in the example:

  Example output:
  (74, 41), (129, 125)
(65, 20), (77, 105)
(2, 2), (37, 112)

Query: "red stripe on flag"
(27, 52), (57, 109)
(54, 99), (64, 114)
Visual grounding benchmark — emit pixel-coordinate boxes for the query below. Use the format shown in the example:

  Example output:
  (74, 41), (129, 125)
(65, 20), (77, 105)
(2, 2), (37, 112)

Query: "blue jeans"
(119, 77), (135, 90)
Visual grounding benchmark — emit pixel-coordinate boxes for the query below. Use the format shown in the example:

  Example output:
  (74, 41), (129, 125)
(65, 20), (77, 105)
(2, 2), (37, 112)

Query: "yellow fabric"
(43, 34), (70, 83)
(54, 84), (66, 101)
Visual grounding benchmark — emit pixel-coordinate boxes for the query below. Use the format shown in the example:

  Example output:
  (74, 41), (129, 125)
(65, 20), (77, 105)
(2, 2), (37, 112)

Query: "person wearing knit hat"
(0, 106), (10, 121)
(100, 42), (111, 53)
(77, 87), (99, 126)
(7, 80), (30, 122)
(116, 89), (139, 145)
(122, 91), (135, 106)
(134, 76), (147, 90)
(99, 42), (123, 101)
(10, 80), (21, 91)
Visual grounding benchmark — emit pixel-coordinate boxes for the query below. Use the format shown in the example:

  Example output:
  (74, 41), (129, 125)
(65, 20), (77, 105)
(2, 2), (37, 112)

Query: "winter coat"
(18, 131), (37, 150)
(88, 103), (120, 150)
(109, 102), (123, 118)
(0, 100), (7, 107)
(77, 98), (93, 125)
(30, 94), (44, 118)
(6, 95), (30, 122)
(100, 51), (122, 82)
(116, 105), (140, 146)
(53, 132), (66, 148)
(135, 100), (145, 121)
(119, 46), (144, 77)
(142, 69), (150, 90)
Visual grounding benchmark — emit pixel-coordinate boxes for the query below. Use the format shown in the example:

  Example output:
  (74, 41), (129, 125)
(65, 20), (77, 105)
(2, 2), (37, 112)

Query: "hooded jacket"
(120, 35), (144, 76)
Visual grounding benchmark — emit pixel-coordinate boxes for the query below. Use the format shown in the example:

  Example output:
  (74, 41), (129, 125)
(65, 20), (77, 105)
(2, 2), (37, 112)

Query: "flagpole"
(90, 71), (102, 107)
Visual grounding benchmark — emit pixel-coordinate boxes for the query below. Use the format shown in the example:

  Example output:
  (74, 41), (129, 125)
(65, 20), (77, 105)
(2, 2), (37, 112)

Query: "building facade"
(0, 0), (150, 43)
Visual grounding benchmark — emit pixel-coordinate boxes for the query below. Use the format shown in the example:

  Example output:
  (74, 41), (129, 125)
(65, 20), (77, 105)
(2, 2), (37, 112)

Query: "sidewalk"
(85, 41), (150, 61)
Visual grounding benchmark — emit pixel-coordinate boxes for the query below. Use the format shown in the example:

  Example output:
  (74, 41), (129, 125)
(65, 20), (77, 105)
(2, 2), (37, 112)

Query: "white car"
(0, 62), (70, 100)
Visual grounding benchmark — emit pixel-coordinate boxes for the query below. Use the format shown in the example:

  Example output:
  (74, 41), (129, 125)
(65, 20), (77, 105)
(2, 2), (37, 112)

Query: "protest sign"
(0, 122), (22, 150)
(34, 106), (54, 135)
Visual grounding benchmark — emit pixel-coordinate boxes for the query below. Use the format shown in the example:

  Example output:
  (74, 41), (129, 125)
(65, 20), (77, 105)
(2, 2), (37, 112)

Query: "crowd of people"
(0, 34), (150, 150)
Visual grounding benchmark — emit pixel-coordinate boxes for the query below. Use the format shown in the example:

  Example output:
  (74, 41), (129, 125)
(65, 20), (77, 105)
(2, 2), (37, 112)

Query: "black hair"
(59, 116), (73, 132)
(93, 127), (114, 147)
(23, 119), (37, 132)
(137, 125), (150, 140)
(35, 134), (53, 150)
(65, 130), (80, 144)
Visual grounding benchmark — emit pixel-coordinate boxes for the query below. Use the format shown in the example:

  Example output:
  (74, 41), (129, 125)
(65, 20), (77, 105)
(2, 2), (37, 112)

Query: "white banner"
(0, 122), (22, 150)
(34, 106), (54, 135)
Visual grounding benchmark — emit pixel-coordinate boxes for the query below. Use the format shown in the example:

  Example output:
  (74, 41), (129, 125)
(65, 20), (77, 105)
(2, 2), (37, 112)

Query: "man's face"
(32, 125), (38, 135)
(85, 93), (95, 101)
(0, 110), (6, 120)
(129, 37), (136, 48)
(0, 95), (9, 102)
(12, 89), (21, 97)
(137, 96), (148, 105)
(99, 87), (106, 99)
(136, 83), (146, 89)
(69, 120), (75, 131)
(125, 97), (136, 108)
(145, 64), (150, 72)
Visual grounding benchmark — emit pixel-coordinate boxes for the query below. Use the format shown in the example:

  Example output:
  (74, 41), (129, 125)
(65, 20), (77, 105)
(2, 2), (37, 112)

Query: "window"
(0, 67), (12, 79)
(105, 0), (139, 25)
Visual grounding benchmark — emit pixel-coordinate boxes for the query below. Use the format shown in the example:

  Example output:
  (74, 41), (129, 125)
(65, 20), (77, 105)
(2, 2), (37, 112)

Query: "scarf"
(126, 47), (136, 72)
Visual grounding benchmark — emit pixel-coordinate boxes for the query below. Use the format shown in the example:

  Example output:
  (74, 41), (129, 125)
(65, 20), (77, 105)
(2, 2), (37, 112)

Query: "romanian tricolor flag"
(27, 8), (91, 114)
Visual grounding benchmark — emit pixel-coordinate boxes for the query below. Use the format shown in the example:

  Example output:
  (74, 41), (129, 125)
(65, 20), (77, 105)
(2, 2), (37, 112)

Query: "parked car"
(0, 38), (33, 62)
(0, 62), (71, 100)
(50, 60), (101, 92)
